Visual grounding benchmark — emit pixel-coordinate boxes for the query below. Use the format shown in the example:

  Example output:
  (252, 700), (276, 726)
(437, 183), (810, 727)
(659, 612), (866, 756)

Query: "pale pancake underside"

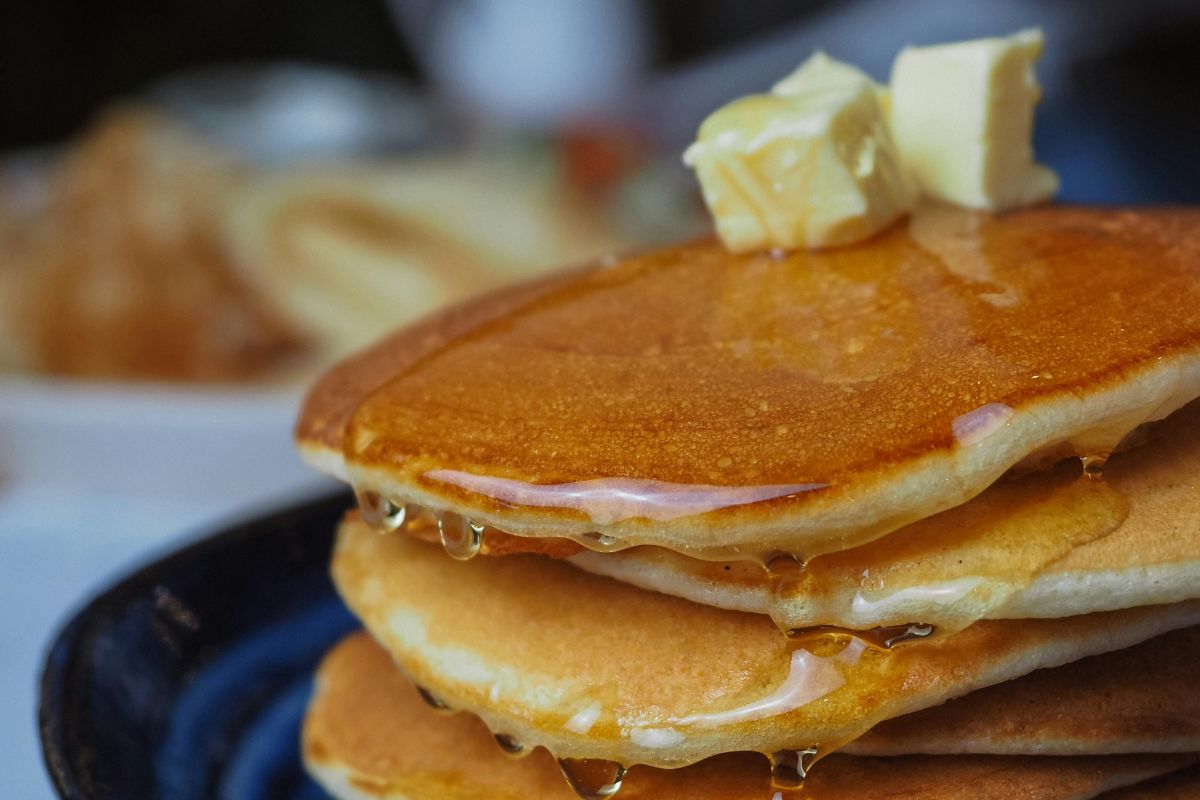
(303, 633), (1198, 800)
(569, 403), (1200, 629)
(332, 517), (1200, 769)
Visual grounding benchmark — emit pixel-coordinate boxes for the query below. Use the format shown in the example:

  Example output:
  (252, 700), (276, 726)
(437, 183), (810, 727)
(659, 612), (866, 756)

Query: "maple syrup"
(557, 758), (627, 800)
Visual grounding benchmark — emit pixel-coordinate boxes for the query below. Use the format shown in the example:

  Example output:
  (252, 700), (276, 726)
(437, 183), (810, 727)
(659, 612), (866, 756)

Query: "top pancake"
(297, 205), (1200, 558)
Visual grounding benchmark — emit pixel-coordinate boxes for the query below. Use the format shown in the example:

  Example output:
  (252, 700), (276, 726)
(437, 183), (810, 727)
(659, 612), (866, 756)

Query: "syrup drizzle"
(765, 552), (807, 600)
(422, 471), (826, 526)
(752, 457), (1130, 637)
(786, 622), (935, 650)
(557, 758), (627, 800)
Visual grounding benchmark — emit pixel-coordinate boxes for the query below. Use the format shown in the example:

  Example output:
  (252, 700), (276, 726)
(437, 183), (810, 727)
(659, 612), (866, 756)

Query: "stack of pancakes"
(294, 204), (1200, 799)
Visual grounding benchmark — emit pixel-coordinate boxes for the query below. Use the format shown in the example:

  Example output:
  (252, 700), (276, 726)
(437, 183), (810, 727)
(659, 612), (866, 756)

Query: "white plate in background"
(0, 376), (333, 504)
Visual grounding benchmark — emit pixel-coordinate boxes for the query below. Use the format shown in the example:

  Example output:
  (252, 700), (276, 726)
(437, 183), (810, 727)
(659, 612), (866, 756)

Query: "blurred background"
(3, 0), (1200, 796)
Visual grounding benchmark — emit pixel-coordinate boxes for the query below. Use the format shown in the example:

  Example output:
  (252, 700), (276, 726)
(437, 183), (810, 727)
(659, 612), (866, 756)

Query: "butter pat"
(889, 29), (1059, 211)
(684, 53), (916, 253)
(772, 50), (883, 99)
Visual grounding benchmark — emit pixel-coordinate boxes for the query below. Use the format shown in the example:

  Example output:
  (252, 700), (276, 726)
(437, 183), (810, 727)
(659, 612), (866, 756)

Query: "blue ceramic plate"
(39, 492), (359, 800)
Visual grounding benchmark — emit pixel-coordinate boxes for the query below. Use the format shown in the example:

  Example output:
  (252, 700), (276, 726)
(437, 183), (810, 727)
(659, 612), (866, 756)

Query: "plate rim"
(37, 490), (352, 800)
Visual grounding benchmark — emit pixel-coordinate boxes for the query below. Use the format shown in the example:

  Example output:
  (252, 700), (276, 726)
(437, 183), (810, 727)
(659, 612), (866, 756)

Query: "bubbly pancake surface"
(304, 633), (1196, 800)
(570, 400), (1200, 629)
(300, 205), (1200, 558)
(331, 517), (1200, 769)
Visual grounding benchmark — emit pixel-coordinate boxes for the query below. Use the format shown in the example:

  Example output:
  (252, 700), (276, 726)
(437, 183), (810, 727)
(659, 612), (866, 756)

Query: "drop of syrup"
(1081, 454), (1108, 481)
(556, 758), (627, 800)
(879, 622), (935, 648)
(356, 489), (406, 532)
(415, 685), (453, 713)
(493, 733), (528, 757)
(763, 552), (811, 632)
(437, 512), (485, 560)
(581, 532), (619, 549)
(765, 552), (807, 586)
(769, 747), (820, 789)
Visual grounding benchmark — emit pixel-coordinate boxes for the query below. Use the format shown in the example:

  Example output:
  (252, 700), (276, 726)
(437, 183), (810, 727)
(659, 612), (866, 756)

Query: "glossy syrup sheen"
(327, 206), (1200, 554)
(572, 457), (1130, 634)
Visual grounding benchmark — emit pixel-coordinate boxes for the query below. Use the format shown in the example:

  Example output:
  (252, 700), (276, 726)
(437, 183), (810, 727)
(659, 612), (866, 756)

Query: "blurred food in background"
(225, 148), (636, 363)
(0, 94), (698, 385)
(0, 110), (309, 382)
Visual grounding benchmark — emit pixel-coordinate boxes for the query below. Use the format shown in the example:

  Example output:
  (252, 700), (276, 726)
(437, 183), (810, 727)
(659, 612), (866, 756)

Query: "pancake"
(1095, 763), (1200, 799)
(848, 624), (1200, 756)
(331, 516), (1200, 770)
(569, 401), (1200, 630)
(304, 633), (1196, 800)
(297, 205), (1200, 562)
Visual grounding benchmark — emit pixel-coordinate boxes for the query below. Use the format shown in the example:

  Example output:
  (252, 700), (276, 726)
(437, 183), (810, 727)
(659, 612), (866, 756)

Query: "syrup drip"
(355, 489), (406, 532)
(556, 758), (627, 800)
(436, 512), (485, 560)
(765, 552), (807, 589)
(764, 552), (810, 633)
(414, 685), (453, 713)
(580, 532), (619, 549)
(493, 733), (528, 757)
(786, 622), (935, 650)
(750, 456), (1130, 636)
(769, 747), (820, 790)
(1081, 454), (1109, 481)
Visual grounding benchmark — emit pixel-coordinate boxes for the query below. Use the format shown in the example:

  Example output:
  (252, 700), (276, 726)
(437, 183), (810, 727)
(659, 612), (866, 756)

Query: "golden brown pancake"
(331, 516), (1200, 769)
(569, 400), (1200, 630)
(849, 624), (1200, 755)
(298, 205), (1200, 560)
(295, 266), (586, 478)
(303, 633), (1196, 800)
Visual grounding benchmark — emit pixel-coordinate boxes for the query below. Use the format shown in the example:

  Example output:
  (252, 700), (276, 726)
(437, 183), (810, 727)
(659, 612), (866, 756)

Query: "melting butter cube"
(684, 54), (916, 253)
(772, 50), (882, 98)
(889, 29), (1059, 211)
